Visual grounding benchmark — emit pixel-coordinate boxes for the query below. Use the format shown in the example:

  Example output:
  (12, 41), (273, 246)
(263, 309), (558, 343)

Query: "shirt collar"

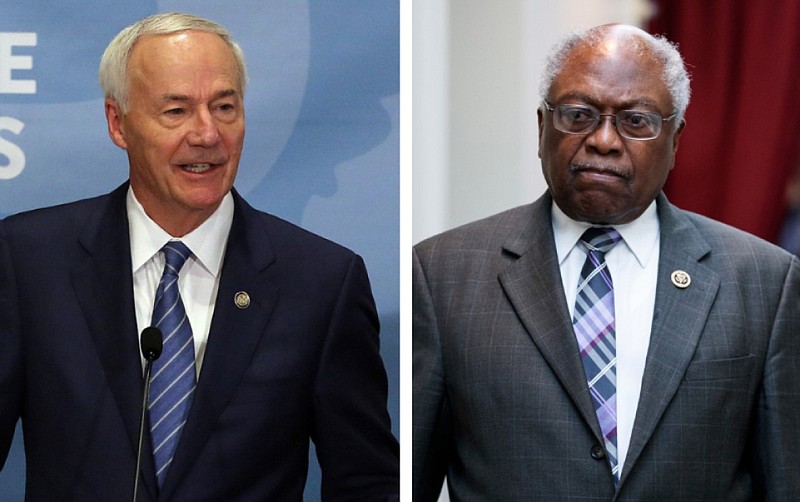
(552, 199), (660, 268)
(127, 186), (234, 277)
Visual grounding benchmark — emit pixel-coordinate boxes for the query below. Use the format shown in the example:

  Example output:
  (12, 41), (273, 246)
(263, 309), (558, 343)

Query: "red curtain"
(649, 1), (800, 242)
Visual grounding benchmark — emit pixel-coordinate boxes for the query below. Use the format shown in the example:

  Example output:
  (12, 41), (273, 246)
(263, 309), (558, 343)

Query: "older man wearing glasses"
(413, 24), (800, 500)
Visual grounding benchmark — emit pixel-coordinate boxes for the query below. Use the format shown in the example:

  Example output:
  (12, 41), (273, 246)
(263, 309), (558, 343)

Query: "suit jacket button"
(590, 445), (606, 460)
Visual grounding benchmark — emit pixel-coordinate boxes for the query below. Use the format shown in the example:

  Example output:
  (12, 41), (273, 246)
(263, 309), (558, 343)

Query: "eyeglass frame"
(542, 100), (679, 141)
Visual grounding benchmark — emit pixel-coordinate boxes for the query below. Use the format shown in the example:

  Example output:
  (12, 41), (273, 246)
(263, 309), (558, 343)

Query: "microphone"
(140, 327), (163, 362)
(133, 327), (163, 502)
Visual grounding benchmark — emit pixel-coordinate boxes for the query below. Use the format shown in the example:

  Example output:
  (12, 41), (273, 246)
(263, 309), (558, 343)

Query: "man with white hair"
(0, 12), (399, 500)
(414, 24), (800, 500)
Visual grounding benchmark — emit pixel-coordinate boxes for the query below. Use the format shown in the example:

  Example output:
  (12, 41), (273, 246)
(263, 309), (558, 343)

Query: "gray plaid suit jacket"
(413, 191), (800, 501)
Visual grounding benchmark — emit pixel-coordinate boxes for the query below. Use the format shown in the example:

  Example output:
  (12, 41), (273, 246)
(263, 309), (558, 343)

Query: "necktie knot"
(162, 241), (192, 277)
(579, 227), (621, 256)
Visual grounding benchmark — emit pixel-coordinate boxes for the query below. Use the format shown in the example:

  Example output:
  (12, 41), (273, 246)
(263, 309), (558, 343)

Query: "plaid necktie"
(148, 241), (196, 487)
(572, 227), (622, 483)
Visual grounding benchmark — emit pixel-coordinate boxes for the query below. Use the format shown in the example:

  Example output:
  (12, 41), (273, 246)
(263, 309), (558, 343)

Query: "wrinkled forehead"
(552, 33), (671, 110)
(127, 31), (242, 89)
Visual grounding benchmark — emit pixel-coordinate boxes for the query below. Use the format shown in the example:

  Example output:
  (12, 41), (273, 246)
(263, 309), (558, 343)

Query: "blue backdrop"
(0, 1), (399, 499)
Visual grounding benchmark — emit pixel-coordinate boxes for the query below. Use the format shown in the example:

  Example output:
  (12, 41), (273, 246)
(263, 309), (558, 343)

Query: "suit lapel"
(70, 184), (159, 498)
(498, 193), (604, 440)
(160, 192), (279, 499)
(618, 194), (720, 486)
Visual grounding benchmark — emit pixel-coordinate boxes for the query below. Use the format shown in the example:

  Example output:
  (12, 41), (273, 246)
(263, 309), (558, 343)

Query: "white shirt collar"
(552, 199), (660, 269)
(127, 186), (234, 277)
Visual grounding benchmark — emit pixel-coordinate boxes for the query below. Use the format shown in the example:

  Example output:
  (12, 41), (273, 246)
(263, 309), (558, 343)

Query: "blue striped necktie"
(148, 241), (196, 487)
(572, 227), (622, 483)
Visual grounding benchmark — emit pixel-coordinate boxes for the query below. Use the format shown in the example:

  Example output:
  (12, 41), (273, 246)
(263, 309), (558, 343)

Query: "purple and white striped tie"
(572, 227), (622, 483)
(148, 241), (196, 487)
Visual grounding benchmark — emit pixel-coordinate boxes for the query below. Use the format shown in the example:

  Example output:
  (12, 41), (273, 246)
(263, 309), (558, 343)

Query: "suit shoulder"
(243, 203), (359, 262)
(2, 191), (114, 240)
(415, 203), (535, 254)
(681, 209), (794, 262)
(5, 192), (108, 222)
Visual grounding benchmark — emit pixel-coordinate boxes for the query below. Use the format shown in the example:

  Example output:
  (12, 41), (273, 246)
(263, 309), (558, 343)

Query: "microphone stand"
(133, 327), (162, 502)
(133, 360), (154, 502)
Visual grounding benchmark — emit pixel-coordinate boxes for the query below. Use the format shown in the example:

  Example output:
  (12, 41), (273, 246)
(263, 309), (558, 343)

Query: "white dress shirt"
(552, 200), (659, 475)
(127, 187), (233, 376)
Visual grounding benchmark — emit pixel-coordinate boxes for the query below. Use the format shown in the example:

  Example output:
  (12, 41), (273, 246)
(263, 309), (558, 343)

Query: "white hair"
(539, 26), (691, 123)
(98, 12), (247, 113)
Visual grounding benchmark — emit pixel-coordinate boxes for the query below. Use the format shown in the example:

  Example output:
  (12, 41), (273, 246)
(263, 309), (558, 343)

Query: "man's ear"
(672, 118), (686, 155)
(537, 107), (544, 158)
(105, 98), (128, 150)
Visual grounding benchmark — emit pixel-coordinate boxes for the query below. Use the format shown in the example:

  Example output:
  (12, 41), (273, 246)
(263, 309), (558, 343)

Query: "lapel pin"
(671, 270), (691, 289)
(234, 291), (251, 309)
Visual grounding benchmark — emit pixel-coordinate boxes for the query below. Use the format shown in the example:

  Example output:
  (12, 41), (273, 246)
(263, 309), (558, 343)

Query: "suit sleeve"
(311, 254), (399, 501)
(753, 255), (800, 499)
(412, 246), (450, 501)
(0, 222), (22, 469)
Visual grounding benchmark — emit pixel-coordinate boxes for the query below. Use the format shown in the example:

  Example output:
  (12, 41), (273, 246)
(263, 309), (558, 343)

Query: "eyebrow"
(556, 92), (660, 110)
(159, 88), (240, 103)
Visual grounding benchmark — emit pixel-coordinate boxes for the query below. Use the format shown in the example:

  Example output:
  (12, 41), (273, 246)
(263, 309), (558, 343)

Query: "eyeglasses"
(543, 100), (678, 141)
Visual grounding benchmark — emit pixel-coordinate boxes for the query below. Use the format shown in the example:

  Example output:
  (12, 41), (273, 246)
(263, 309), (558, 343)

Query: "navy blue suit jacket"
(0, 183), (398, 500)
